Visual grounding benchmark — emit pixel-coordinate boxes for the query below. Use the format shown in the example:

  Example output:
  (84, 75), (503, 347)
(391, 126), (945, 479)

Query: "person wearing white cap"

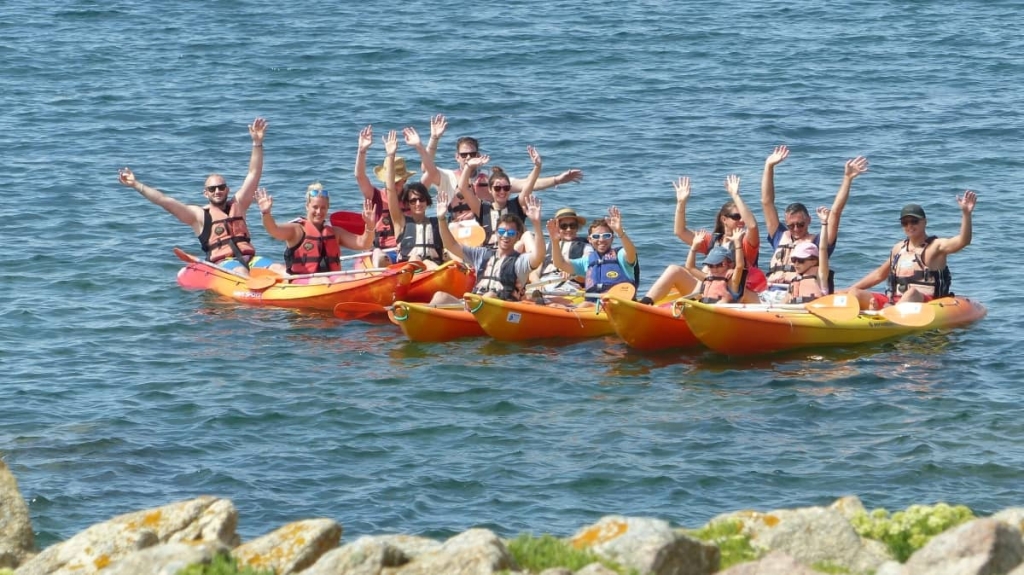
(848, 191), (977, 309)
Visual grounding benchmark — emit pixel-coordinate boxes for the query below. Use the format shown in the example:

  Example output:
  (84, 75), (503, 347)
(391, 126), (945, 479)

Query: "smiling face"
(203, 175), (230, 207)
(784, 213), (811, 240)
(306, 196), (330, 226)
(455, 137), (480, 170)
(556, 217), (580, 240)
(588, 224), (614, 254)
(490, 177), (511, 206)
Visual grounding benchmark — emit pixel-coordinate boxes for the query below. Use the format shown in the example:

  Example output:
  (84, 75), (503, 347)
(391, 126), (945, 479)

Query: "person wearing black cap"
(760, 145), (869, 303)
(847, 191), (978, 309)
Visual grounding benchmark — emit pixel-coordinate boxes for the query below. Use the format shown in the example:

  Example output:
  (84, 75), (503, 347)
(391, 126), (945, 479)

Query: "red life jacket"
(199, 201), (255, 263)
(284, 219), (341, 274)
(373, 188), (398, 249)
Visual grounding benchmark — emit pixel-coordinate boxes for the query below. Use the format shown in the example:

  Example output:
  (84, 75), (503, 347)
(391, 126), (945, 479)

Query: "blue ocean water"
(2, 0), (1024, 549)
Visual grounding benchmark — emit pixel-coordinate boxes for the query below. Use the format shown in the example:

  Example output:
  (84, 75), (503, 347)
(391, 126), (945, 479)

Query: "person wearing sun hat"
(529, 207), (594, 293)
(683, 227), (747, 304)
(847, 191), (978, 309)
(354, 123), (437, 266)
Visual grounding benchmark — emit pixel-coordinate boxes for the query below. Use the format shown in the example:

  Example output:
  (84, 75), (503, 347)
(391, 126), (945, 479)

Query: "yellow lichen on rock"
(93, 554), (111, 569)
(142, 511), (163, 528)
(570, 519), (628, 549)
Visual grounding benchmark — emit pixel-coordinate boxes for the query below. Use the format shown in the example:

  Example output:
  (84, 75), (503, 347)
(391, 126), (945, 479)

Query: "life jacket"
(449, 169), (490, 221)
(477, 200), (528, 246)
(473, 250), (524, 301)
(766, 231), (820, 284)
(539, 238), (590, 283)
(399, 216), (444, 264)
(787, 268), (835, 304)
(283, 218), (341, 274)
(704, 232), (762, 292)
(373, 189), (398, 249)
(584, 248), (639, 294)
(887, 236), (952, 300)
(700, 268), (747, 304)
(198, 201), (255, 263)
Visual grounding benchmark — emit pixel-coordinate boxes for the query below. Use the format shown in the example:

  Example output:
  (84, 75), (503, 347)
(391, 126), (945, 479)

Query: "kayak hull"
(681, 296), (987, 356)
(404, 262), (476, 303)
(175, 251), (412, 311)
(464, 293), (614, 342)
(388, 300), (485, 342)
(602, 294), (699, 351)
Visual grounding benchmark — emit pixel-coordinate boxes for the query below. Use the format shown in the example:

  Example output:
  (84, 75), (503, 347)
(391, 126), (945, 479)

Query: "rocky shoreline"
(4, 459), (1024, 575)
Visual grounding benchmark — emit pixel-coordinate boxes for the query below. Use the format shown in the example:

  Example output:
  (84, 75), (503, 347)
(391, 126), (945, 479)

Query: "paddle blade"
(607, 283), (636, 300)
(449, 222), (486, 247)
(329, 211), (367, 235)
(806, 293), (860, 322)
(333, 302), (387, 320)
(246, 276), (279, 291)
(881, 301), (936, 327)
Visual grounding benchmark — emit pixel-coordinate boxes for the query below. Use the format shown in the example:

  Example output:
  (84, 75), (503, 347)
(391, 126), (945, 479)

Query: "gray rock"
(901, 518), (1024, 575)
(0, 459), (34, 569)
(102, 541), (227, 575)
(303, 534), (414, 575)
(717, 551), (819, 575)
(575, 563), (619, 575)
(15, 496), (236, 575)
(391, 528), (516, 575)
(873, 560), (907, 575)
(569, 515), (718, 575)
(232, 518), (341, 575)
(993, 508), (1024, 533)
(537, 568), (574, 575)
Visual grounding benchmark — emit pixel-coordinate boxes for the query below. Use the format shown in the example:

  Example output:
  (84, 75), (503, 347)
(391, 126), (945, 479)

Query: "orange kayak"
(404, 261), (476, 303)
(174, 249), (413, 311)
(602, 292), (698, 351)
(388, 300), (485, 342)
(681, 296), (987, 356)
(464, 293), (613, 341)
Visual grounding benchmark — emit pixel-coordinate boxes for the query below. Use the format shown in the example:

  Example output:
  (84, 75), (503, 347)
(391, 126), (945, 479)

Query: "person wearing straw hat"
(529, 207), (594, 294)
(355, 123), (440, 267)
(382, 130), (445, 269)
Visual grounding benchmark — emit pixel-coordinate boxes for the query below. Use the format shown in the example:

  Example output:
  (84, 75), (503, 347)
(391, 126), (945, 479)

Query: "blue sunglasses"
(590, 232), (613, 240)
(495, 228), (518, 238)
(307, 189), (329, 198)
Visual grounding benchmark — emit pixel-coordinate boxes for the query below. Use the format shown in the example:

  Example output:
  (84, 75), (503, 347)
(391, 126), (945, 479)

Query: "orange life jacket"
(284, 219), (341, 274)
(199, 201), (255, 263)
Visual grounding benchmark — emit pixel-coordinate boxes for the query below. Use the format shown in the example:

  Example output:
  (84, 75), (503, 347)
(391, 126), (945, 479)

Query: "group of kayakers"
(119, 116), (978, 310)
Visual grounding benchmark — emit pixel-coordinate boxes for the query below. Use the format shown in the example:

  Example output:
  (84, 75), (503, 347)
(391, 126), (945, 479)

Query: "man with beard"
(117, 117), (280, 276)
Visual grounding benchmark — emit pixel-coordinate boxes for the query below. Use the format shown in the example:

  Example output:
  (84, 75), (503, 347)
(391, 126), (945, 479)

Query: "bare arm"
(254, 188), (302, 244)
(726, 175), (759, 250)
(761, 145), (787, 238)
(826, 156), (869, 245)
(336, 198), (376, 251)
(118, 168), (204, 233)
(932, 191), (977, 255)
(816, 207), (831, 294)
(672, 177), (695, 245)
(435, 189), (465, 261)
(727, 228), (746, 296)
(382, 130), (406, 238)
(606, 206), (637, 266)
(685, 231), (709, 281)
(514, 146), (543, 210)
(405, 126), (438, 194)
(458, 155), (490, 218)
(234, 117), (267, 211)
(513, 168), (584, 194)
(545, 218), (575, 275)
(421, 115), (447, 189)
(850, 260), (890, 290)
(354, 125), (376, 200)
(522, 195), (545, 269)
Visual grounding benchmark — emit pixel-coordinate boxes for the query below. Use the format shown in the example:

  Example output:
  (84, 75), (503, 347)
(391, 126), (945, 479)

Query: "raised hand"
(382, 130), (398, 156)
(724, 174), (741, 197)
(403, 126), (422, 148)
(958, 190), (978, 213)
(466, 154), (490, 169)
(766, 145), (789, 167)
(728, 226), (745, 245)
(692, 228), (709, 248)
(527, 145), (542, 166)
(435, 189), (450, 218)
(117, 167), (136, 187)
(557, 169), (584, 184)
(430, 114), (447, 140)
(673, 176), (691, 203)
(255, 188), (273, 214)
(358, 125), (373, 152)
(362, 198), (375, 226)
(249, 117), (268, 144)
(845, 156), (869, 179)
(546, 218), (560, 238)
(524, 194), (542, 222)
(607, 206), (623, 234)
(816, 206), (831, 223)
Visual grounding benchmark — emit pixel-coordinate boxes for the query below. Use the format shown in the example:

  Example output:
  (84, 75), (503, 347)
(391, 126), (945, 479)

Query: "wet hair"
(713, 201), (737, 237)
(399, 182), (433, 206)
(497, 213), (525, 234)
(456, 136), (479, 151)
(784, 202), (810, 218)
(489, 166), (510, 188)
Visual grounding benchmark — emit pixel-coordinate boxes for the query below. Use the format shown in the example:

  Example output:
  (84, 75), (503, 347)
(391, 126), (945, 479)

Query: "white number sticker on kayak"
(506, 312), (521, 324)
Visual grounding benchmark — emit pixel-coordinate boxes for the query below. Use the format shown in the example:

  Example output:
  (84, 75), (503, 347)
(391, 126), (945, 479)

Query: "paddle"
(804, 293), (860, 322)
(880, 301), (936, 327)
(448, 221), (486, 247)
(534, 282), (636, 307)
(245, 261), (419, 291)
(328, 211), (366, 235)
(333, 301), (465, 320)
(173, 247), (243, 276)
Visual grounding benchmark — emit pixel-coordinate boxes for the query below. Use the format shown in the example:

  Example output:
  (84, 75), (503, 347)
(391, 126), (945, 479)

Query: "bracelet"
(253, 143), (263, 148)
(553, 176), (560, 186)
(261, 211), (271, 215)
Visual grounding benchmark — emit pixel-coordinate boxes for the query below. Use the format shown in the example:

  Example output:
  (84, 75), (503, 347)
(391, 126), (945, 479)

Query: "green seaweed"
(176, 553), (275, 575)
(851, 502), (975, 562)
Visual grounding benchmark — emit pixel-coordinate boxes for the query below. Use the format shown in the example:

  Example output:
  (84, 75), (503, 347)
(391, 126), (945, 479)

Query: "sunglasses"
(724, 213), (742, 221)
(901, 217), (921, 226)
(707, 262), (729, 269)
(307, 189), (329, 198)
(492, 184), (512, 192)
(495, 228), (518, 238)
(205, 183), (228, 193)
(590, 232), (613, 240)
(458, 151), (480, 159)
(407, 196), (427, 204)
(559, 222), (578, 230)
(474, 180), (490, 188)
(786, 221), (808, 230)
(791, 257), (815, 264)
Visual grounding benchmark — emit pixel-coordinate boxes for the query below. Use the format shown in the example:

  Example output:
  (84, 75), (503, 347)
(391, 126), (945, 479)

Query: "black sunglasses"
(724, 213), (742, 221)
(205, 183), (228, 193)
(458, 151), (480, 159)
(901, 217), (921, 226)
(559, 222), (578, 230)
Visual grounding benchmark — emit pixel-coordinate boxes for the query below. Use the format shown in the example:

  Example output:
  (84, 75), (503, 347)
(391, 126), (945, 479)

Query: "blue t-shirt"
(567, 248), (636, 283)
